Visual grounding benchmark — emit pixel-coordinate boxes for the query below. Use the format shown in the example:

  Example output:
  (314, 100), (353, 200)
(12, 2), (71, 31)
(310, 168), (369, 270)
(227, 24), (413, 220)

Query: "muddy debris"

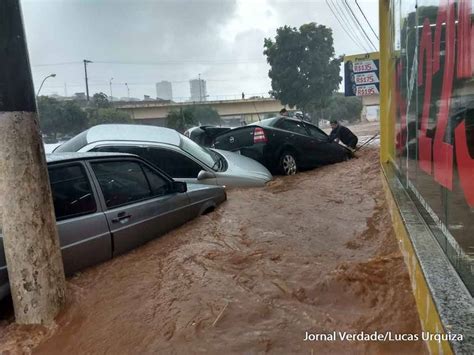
(0, 148), (427, 354)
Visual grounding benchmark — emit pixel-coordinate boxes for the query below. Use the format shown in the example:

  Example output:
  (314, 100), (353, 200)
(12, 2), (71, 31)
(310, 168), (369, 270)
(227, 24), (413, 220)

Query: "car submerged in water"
(54, 124), (272, 187)
(212, 117), (353, 175)
(0, 152), (226, 301)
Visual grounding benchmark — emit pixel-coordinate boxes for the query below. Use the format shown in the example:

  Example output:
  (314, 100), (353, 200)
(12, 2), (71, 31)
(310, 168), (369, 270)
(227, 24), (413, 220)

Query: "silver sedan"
(54, 124), (272, 187)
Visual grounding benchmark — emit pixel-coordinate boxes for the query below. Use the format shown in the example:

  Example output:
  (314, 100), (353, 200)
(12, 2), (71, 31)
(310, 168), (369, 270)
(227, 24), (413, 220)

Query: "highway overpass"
(116, 98), (295, 126)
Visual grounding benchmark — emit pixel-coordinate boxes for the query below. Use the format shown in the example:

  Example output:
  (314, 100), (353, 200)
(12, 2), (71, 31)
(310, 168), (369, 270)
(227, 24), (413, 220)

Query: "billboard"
(344, 52), (380, 97)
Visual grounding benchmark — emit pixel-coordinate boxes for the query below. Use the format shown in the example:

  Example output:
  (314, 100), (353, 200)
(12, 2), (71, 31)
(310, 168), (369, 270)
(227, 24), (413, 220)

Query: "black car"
(212, 117), (352, 175)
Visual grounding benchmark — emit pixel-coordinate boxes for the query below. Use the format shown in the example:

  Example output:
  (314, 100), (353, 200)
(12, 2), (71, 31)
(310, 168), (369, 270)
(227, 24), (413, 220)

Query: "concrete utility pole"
(0, 0), (66, 324)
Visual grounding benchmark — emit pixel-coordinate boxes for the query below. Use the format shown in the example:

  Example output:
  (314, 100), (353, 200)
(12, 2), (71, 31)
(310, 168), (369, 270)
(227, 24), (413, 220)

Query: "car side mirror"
(197, 170), (215, 180)
(172, 181), (187, 193)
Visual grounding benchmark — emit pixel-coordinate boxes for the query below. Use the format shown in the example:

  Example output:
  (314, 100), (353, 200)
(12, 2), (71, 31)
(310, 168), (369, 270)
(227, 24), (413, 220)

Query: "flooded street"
(0, 147), (427, 354)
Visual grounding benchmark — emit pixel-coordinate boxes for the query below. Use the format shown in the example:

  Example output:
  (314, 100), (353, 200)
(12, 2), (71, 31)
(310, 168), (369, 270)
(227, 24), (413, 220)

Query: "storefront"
(379, 0), (474, 352)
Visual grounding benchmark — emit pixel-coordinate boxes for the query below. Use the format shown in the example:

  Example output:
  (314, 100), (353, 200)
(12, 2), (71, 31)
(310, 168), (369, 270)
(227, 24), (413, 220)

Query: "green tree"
(264, 23), (342, 114)
(92, 92), (111, 109)
(87, 107), (133, 126)
(191, 106), (222, 125)
(166, 107), (198, 132)
(319, 93), (363, 123)
(37, 97), (88, 140)
(166, 105), (222, 132)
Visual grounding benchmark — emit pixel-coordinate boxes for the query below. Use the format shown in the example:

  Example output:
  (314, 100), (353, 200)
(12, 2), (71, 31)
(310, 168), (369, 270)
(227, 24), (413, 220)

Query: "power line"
(329, 0), (371, 53)
(92, 59), (267, 66)
(326, 0), (366, 52)
(355, 0), (379, 40)
(342, 0), (378, 51)
(32, 61), (82, 67)
(32, 59), (269, 68)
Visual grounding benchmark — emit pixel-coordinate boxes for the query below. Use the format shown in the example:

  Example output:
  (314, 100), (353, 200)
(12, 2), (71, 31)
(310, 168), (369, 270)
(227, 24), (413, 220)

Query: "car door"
(305, 124), (348, 164)
(48, 162), (112, 276)
(275, 119), (316, 168)
(88, 158), (192, 256)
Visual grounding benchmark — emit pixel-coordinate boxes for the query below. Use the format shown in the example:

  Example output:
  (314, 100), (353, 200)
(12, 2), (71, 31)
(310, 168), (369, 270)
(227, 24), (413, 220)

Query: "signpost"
(344, 52), (380, 97)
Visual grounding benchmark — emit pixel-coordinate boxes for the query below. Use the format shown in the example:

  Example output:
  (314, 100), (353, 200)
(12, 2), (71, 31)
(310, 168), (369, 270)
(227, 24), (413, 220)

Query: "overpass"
(116, 98), (295, 126)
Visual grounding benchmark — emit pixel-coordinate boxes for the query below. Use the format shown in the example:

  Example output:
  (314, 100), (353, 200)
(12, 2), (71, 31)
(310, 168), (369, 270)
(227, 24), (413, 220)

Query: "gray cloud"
(21, 0), (378, 99)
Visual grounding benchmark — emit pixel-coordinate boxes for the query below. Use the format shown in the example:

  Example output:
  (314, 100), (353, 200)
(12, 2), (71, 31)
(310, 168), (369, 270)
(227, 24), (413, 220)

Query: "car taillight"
(254, 127), (267, 143)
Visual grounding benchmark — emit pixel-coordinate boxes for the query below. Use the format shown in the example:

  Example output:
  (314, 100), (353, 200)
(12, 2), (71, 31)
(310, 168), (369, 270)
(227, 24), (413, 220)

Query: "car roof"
(83, 124), (181, 146)
(46, 152), (135, 164)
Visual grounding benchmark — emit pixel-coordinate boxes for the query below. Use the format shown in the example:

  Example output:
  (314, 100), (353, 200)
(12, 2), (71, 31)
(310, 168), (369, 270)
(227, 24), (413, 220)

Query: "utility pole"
(109, 77), (114, 102)
(0, 0), (66, 324)
(83, 59), (92, 101)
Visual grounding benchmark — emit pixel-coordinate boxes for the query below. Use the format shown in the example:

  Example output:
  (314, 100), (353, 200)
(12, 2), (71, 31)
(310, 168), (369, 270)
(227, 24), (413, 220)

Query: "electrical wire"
(342, 0), (378, 51)
(326, 0), (368, 53)
(354, 0), (379, 40)
(330, 0), (371, 53)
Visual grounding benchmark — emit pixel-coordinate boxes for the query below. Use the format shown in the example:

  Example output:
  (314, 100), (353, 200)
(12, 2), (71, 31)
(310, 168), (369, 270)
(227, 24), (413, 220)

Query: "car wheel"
(279, 151), (297, 175)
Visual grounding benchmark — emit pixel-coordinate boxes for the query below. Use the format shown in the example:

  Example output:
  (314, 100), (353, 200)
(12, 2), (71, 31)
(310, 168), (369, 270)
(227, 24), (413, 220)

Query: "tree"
(37, 97), (88, 140)
(166, 105), (222, 132)
(166, 107), (198, 132)
(319, 93), (363, 123)
(92, 92), (111, 109)
(87, 107), (133, 126)
(191, 106), (222, 125)
(264, 23), (342, 115)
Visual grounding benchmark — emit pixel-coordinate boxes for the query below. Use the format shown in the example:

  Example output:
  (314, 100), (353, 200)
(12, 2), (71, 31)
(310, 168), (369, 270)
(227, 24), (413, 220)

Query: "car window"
(277, 120), (309, 135)
(306, 124), (329, 141)
(91, 161), (152, 208)
(92, 145), (144, 156)
(142, 165), (170, 196)
(48, 164), (96, 220)
(179, 135), (217, 168)
(144, 147), (202, 178)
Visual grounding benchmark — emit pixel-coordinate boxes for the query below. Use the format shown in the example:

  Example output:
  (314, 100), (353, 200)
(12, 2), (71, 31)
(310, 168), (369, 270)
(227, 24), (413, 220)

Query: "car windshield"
(180, 135), (219, 170)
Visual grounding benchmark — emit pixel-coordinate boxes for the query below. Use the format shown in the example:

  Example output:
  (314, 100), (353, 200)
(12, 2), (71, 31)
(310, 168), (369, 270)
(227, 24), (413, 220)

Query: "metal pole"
(0, 0), (66, 324)
(83, 59), (92, 101)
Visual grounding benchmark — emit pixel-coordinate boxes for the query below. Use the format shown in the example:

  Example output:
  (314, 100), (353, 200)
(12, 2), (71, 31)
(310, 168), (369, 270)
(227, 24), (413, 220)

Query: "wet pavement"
(0, 147), (427, 354)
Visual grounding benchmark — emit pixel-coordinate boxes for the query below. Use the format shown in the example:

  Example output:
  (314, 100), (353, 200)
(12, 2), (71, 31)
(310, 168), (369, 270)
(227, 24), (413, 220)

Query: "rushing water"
(0, 148), (427, 354)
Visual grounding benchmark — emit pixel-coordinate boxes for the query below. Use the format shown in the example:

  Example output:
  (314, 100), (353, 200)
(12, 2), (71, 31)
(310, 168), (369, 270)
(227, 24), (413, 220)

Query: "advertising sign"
(344, 52), (380, 96)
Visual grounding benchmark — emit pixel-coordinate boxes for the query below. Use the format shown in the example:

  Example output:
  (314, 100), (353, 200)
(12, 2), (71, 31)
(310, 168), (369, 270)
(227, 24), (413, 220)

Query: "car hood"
(210, 148), (272, 186)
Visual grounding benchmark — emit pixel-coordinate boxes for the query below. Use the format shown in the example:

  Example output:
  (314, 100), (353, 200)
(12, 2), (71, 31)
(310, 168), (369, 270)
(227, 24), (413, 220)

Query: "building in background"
(155, 81), (173, 101)
(379, 0), (473, 352)
(190, 78), (207, 101)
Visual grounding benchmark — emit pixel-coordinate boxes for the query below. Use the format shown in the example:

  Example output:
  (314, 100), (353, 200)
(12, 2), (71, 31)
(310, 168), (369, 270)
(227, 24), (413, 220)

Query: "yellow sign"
(344, 52), (379, 63)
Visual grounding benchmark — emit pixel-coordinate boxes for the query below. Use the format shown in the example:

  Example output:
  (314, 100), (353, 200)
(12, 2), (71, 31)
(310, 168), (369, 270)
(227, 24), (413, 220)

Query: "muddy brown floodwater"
(0, 148), (427, 354)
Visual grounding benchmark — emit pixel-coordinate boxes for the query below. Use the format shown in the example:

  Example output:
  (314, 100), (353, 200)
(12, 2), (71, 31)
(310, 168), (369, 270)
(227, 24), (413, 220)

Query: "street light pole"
(109, 77), (114, 102)
(36, 73), (56, 97)
(83, 59), (92, 101)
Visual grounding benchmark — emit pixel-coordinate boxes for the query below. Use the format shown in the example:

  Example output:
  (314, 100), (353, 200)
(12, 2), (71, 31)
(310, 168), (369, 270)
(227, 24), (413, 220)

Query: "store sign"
(344, 52), (380, 97)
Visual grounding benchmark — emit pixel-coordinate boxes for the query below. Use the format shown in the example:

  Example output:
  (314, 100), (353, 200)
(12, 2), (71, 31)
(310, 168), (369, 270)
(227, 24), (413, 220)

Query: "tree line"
(38, 92), (132, 141)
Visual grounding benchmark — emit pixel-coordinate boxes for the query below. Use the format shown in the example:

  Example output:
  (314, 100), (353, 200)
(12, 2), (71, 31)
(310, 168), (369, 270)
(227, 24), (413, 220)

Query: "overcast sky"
(22, 0), (379, 101)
